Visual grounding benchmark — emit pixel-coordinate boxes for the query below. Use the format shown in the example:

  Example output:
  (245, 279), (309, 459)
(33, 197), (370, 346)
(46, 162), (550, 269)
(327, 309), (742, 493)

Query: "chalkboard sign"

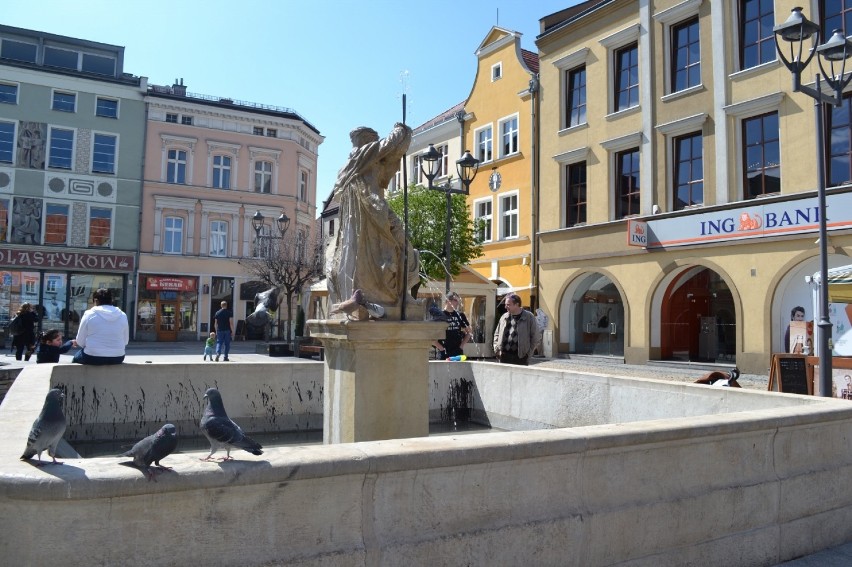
(769, 354), (811, 395)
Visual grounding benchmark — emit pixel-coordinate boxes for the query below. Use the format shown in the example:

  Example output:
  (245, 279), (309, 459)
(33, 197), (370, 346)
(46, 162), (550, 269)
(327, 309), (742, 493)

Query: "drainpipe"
(528, 74), (539, 311)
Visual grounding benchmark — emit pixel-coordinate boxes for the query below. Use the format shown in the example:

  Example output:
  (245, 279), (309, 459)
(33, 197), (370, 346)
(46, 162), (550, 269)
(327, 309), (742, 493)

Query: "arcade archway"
(562, 273), (625, 357)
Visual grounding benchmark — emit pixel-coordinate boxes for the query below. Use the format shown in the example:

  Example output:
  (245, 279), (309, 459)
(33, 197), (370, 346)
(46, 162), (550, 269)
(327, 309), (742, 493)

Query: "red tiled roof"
(521, 49), (539, 74)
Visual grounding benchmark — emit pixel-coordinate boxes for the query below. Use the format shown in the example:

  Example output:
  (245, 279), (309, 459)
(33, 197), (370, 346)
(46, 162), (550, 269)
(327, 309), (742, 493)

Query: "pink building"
(138, 81), (323, 341)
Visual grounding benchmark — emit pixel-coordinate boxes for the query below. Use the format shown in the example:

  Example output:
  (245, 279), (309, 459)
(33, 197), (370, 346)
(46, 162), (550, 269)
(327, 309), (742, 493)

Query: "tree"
(238, 233), (323, 341)
(387, 183), (484, 285)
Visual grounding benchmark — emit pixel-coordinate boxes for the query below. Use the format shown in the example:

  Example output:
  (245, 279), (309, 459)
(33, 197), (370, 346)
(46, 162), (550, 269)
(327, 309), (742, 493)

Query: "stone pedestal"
(307, 319), (444, 444)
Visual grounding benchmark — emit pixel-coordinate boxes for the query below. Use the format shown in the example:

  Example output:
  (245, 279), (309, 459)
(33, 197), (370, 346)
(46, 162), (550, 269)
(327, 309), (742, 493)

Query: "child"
(36, 329), (76, 364)
(203, 331), (216, 361)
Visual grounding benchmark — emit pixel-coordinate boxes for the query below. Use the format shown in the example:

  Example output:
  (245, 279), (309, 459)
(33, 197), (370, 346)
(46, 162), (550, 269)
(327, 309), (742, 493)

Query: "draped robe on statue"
(326, 123), (421, 319)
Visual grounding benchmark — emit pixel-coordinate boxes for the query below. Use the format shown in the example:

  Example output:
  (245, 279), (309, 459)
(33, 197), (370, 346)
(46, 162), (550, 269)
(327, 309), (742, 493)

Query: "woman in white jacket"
(73, 288), (129, 365)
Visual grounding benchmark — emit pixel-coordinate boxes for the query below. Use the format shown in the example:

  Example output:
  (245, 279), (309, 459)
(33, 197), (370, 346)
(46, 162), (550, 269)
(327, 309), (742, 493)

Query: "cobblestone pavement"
(530, 357), (770, 391)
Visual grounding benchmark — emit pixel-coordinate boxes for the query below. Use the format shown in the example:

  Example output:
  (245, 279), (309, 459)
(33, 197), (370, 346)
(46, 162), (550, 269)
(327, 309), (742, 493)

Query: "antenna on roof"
(496, 7), (499, 26)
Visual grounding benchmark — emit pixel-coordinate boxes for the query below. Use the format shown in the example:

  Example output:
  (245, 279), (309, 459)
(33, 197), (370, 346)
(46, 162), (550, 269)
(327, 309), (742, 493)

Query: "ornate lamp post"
(774, 7), (852, 396)
(419, 145), (480, 294)
(251, 210), (290, 252)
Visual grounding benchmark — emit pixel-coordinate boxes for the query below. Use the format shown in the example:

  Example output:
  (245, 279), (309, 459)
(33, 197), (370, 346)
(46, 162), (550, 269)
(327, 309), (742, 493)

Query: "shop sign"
(626, 220), (647, 247)
(643, 191), (852, 248)
(0, 247), (134, 272)
(146, 276), (197, 291)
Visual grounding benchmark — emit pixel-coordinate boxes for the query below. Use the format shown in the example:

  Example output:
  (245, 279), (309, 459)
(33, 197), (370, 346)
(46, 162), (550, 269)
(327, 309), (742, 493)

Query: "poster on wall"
(831, 303), (852, 356)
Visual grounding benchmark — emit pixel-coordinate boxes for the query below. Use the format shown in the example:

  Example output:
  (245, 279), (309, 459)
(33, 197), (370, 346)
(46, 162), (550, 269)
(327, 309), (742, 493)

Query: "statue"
(326, 123), (422, 320)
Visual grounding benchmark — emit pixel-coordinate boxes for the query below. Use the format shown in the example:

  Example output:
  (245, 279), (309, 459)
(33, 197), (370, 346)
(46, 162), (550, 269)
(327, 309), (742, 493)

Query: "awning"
(818, 265), (852, 302)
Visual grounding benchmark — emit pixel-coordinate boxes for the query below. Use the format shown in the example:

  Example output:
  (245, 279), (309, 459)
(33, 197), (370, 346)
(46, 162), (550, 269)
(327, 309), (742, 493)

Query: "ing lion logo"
(738, 212), (762, 231)
(633, 224), (644, 235)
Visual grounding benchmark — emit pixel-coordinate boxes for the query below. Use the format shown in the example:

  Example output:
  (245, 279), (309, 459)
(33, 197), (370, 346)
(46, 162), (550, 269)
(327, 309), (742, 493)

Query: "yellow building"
(536, 0), (852, 373)
(463, 27), (540, 308)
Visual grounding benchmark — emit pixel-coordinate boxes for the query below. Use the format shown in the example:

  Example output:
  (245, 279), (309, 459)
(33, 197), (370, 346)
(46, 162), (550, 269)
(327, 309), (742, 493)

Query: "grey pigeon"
(120, 423), (178, 481)
(20, 388), (66, 466)
(199, 388), (263, 461)
(329, 289), (364, 318)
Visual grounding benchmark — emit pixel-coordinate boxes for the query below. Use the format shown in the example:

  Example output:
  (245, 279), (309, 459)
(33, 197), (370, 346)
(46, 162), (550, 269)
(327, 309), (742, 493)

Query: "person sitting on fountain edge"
(432, 291), (472, 360)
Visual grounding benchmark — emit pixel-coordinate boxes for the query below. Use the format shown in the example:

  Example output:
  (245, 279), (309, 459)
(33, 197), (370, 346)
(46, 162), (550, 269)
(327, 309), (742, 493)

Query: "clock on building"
(489, 170), (502, 192)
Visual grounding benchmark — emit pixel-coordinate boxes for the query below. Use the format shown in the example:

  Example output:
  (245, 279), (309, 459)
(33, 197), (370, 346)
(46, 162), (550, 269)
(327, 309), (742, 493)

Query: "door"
(157, 302), (178, 342)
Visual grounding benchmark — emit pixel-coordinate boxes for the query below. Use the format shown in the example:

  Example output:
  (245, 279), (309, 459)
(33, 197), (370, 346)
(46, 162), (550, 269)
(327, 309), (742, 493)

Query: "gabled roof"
(412, 101), (465, 135)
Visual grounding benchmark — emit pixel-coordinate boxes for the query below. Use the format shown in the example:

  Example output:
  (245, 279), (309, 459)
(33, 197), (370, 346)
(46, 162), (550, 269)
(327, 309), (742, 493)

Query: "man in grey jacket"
(493, 294), (541, 366)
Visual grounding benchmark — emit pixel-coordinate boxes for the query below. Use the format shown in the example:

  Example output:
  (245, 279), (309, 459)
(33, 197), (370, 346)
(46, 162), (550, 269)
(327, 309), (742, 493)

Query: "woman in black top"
(11, 302), (39, 361)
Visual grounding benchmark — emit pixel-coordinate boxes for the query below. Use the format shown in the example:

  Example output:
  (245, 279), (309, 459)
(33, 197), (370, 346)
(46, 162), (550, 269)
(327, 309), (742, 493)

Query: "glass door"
(157, 302), (178, 341)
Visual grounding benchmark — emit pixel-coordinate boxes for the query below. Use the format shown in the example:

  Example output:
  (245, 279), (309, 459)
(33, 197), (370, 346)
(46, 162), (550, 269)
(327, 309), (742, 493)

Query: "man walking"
(493, 294), (541, 366)
(214, 300), (233, 362)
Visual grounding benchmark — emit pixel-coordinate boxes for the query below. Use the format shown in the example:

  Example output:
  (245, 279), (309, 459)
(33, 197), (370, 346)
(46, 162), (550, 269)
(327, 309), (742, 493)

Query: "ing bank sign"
(627, 191), (852, 249)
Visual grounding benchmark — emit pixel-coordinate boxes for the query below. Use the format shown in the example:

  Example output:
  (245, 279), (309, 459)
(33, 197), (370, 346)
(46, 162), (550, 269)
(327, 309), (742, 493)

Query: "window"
(266, 128), (277, 137)
(438, 144), (449, 177)
(743, 112), (780, 198)
(499, 193), (518, 239)
(476, 126), (493, 163)
(566, 162), (587, 226)
(212, 155), (231, 189)
(92, 133), (117, 174)
(0, 83), (17, 104)
(44, 203), (69, 244)
(829, 95), (852, 186)
(254, 160), (272, 193)
(671, 18), (700, 92)
(499, 116), (519, 158)
(81, 53), (115, 76)
(0, 121), (14, 163)
(614, 42), (639, 112)
(824, 0), (852, 37)
(181, 116), (193, 126)
(52, 91), (76, 112)
(209, 220), (228, 257)
(167, 149), (187, 184)
(1, 39), (37, 63)
(299, 170), (308, 201)
(296, 229), (307, 259)
(474, 199), (492, 243)
(740, 0), (775, 69)
(673, 133), (703, 209)
(412, 154), (423, 184)
(163, 216), (183, 254)
(48, 128), (74, 170)
(615, 148), (641, 218)
(492, 63), (502, 81)
(96, 98), (118, 118)
(0, 198), (10, 242)
(253, 126), (264, 135)
(566, 66), (587, 128)
(88, 207), (111, 247)
(327, 219), (335, 237)
(166, 113), (178, 123)
(44, 47), (77, 70)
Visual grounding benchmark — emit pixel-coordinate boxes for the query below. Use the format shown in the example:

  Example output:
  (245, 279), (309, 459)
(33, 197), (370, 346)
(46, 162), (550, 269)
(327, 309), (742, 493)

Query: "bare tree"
(238, 232), (324, 341)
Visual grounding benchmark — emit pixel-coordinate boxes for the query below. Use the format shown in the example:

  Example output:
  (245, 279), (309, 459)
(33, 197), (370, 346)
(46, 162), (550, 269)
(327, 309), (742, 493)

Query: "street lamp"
(420, 145), (480, 294)
(774, 7), (852, 396)
(251, 210), (290, 253)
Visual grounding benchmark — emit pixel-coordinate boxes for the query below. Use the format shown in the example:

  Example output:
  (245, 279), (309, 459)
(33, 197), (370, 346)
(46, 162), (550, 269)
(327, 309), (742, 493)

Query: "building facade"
(139, 82), (322, 341)
(0, 25), (146, 339)
(536, 0), (852, 373)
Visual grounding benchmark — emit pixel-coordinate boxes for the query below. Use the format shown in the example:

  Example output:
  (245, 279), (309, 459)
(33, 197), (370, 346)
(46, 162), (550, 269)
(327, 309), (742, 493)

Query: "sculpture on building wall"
(325, 123), (421, 320)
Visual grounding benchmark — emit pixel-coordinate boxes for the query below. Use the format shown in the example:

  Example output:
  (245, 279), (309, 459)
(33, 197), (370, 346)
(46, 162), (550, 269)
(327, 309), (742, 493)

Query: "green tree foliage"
(388, 183), (483, 283)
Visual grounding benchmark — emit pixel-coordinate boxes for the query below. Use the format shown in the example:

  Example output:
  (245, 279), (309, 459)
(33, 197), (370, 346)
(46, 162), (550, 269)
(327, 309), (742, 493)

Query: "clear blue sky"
(4, 0), (579, 208)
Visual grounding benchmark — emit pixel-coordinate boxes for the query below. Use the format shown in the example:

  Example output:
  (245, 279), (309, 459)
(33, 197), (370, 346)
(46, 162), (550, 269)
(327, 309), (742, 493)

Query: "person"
(325, 123), (421, 317)
(784, 306), (806, 353)
(203, 331), (216, 361)
(214, 300), (233, 361)
(493, 294), (542, 366)
(36, 329), (76, 364)
(432, 292), (472, 360)
(11, 302), (39, 361)
(73, 288), (129, 365)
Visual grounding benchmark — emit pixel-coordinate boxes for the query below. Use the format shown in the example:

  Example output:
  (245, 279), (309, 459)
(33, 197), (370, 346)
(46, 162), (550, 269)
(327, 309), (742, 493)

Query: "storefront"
(136, 275), (198, 342)
(0, 247), (134, 344)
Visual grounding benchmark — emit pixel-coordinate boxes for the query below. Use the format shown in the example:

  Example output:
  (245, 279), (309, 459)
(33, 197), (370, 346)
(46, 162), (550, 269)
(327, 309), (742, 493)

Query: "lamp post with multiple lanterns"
(419, 145), (481, 295)
(774, 7), (852, 396)
(250, 210), (290, 253)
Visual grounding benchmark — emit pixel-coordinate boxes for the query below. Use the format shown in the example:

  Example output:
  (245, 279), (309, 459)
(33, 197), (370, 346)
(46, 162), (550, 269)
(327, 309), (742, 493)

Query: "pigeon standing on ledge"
(21, 388), (66, 466)
(329, 289), (364, 318)
(120, 423), (178, 481)
(199, 388), (263, 461)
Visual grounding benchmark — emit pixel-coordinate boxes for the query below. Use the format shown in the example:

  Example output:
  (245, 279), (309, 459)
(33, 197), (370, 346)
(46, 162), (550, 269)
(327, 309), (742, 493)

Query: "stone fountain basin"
(2, 361), (852, 566)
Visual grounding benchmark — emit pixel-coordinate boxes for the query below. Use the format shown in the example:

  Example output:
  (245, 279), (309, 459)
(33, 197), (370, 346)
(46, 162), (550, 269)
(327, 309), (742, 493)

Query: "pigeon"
(21, 388), (66, 466)
(120, 423), (178, 481)
(329, 289), (364, 318)
(694, 367), (741, 388)
(199, 388), (263, 461)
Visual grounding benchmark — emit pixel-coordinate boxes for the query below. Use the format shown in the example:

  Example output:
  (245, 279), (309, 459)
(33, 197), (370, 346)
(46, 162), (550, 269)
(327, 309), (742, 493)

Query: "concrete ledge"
(2, 362), (852, 565)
